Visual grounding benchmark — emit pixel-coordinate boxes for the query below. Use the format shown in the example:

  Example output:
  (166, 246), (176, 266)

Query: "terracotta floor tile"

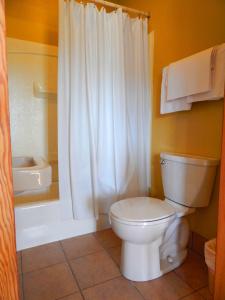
(22, 242), (66, 273)
(23, 263), (78, 300)
(61, 234), (104, 260)
(174, 250), (208, 290)
(70, 251), (120, 289)
(19, 230), (211, 300)
(83, 277), (143, 300)
(17, 252), (22, 274)
(107, 245), (121, 266)
(58, 292), (83, 300)
(133, 271), (192, 300)
(182, 291), (205, 300)
(94, 229), (121, 249)
(198, 286), (213, 300)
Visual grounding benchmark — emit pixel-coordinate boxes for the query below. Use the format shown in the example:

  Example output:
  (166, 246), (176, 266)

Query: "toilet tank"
(160, 153), (219, 207)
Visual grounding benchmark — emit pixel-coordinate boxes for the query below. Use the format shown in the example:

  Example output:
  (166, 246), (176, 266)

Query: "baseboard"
(188, 231), (208, 257)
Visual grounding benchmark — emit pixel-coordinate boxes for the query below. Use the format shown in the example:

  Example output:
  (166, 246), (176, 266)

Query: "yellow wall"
(5, 0), (121, 45)
(120, 0), (225, 239)
(6, 0), (58, 45)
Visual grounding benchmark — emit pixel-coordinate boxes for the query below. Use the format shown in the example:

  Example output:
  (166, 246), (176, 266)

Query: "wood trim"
(0, 1), (19, 299)
(214, 91), (225, 300)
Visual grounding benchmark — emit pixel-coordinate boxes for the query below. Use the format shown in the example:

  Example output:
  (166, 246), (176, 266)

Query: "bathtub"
(14, 174), (110, 250)
(15, 192), (110, 250)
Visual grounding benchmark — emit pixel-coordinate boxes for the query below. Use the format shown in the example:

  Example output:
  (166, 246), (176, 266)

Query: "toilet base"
(160, 249), (187, 275)
(121, 238), (163, 281)
(120, 240), (188, 282)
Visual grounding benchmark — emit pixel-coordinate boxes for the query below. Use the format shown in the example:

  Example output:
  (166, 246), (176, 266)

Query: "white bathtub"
(15, 199), (110, 250)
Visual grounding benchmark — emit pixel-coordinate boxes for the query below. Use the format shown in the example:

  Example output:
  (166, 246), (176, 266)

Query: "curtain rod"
(68, 0), (150, 19)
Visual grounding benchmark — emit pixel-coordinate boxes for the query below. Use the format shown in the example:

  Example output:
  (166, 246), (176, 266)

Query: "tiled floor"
(17, 229), (212, 300)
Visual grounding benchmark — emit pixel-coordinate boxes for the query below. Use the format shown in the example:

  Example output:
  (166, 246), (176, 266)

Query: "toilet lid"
(110, 197), (175, 223)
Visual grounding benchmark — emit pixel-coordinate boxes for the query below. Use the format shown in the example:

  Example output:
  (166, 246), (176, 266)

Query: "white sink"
(12, 157), (52, 195)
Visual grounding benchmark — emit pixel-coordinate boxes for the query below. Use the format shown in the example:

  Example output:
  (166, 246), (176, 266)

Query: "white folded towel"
(160, 67), (192, 114)
(166, 47), (215, 101)
(186, 44), (225, 103)
(160, 44), (225, 114)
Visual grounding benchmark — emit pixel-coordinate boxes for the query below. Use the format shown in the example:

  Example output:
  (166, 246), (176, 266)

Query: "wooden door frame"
(214, 91), (225, 299)
(0, 0), (19, 299)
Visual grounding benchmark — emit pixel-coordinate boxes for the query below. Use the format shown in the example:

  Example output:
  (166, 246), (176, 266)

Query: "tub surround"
(7, 38), (59, 205)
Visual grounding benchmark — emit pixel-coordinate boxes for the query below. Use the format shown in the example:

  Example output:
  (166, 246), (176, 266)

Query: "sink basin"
(12, 157), (52, 195)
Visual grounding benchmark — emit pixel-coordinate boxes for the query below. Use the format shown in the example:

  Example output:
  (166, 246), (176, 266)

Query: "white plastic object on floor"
(205, 238), (216, 294)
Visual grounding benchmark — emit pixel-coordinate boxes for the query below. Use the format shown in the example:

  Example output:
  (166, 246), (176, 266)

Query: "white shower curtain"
(58, 0), (150, 220)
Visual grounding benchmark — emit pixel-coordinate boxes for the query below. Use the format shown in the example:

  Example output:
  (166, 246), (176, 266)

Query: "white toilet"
(109, 152), (219, 282)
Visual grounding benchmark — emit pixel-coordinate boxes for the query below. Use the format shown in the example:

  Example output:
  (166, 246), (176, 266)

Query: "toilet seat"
(110, 197), (175, 225)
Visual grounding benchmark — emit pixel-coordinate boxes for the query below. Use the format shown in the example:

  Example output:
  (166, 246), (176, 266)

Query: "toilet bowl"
(110, 197), (176, 281)
(110, 152), (219, 281)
